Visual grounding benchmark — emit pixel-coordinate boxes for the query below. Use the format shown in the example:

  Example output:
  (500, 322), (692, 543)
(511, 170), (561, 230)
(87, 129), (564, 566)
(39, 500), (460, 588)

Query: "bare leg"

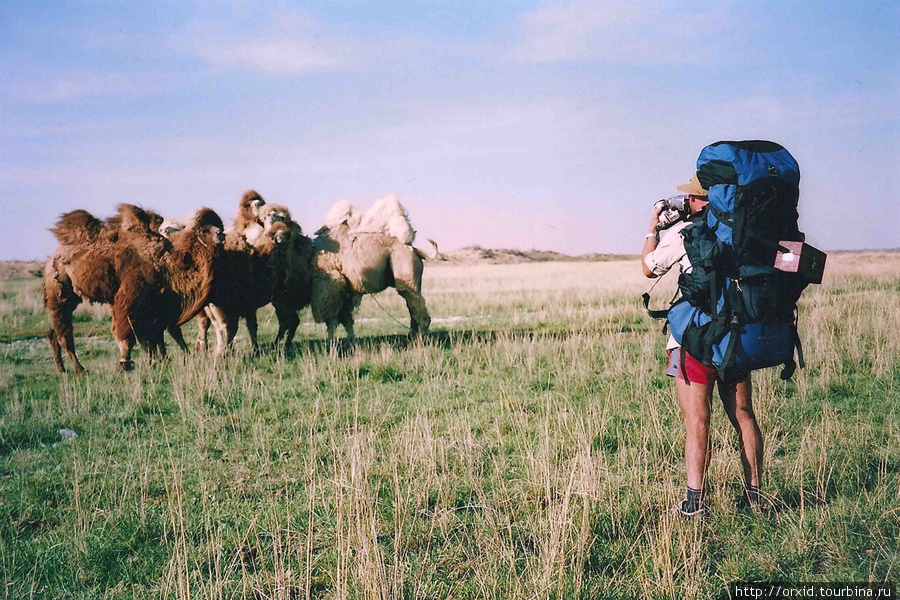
(675, 376), (715, 491)
(719, 372), (762, 489)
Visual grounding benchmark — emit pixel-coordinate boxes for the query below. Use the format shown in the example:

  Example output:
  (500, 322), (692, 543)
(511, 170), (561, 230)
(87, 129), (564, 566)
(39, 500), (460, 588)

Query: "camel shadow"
(280, 326), (586, 358)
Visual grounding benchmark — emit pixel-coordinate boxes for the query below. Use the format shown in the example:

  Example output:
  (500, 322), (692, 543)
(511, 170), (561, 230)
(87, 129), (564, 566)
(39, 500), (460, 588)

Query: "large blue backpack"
(665, 141), (812, 379)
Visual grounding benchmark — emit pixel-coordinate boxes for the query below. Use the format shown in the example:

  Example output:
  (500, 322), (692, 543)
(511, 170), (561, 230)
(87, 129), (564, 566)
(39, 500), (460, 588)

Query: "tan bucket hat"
(676, 173), (708, 197)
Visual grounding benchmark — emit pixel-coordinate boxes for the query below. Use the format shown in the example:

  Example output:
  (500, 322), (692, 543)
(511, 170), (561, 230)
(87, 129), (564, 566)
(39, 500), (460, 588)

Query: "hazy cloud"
(509, 0), (735, 65)
(179, 10), (399, 75)
(0, 71), (178, 104)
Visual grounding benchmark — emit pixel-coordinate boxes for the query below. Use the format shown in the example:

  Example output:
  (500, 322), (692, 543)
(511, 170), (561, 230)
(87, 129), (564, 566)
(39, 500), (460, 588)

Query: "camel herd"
(42, 191), (437, 373)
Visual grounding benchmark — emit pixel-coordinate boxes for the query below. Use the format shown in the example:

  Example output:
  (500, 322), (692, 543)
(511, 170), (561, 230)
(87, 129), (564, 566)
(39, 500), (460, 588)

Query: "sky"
(1, 0), (898, 260)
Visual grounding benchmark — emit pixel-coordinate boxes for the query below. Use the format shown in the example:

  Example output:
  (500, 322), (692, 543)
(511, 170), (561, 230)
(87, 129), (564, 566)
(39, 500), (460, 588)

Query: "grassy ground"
(1, 254), (898, 599)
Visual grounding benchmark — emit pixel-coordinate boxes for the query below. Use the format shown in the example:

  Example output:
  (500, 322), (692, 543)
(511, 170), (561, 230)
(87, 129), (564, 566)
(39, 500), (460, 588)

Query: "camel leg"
(48, 305), (86, 375)
(396, 285), (431, 337)
(62, 323), (87, 374)
(205, 305), (229, 356)
(224, 316), (240, 355)
(44, 274), (86, 374)
(325, 320), (339, 353)
(390, 245), (429, 337)
(168, 325), (189, 353)
(116, 336), (135, 371)
(274, 307), (288, 347)
(274, 303), (301, 353)
(155, 333), (168, 360)
(47, 329), (65, 373)
(196, 309), (211, 351)
(245, 311), (260, 355)
(339, 311), (356, 345)
(283, 312), (300, 353)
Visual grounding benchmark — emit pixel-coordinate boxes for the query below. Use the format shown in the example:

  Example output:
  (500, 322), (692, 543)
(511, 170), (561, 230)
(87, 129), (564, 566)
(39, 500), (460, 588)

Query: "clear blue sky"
(2, 0), (897, 259)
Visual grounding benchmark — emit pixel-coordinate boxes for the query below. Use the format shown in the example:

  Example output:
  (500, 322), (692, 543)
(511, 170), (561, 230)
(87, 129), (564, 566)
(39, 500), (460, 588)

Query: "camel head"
(184, 207), (226, 248)
(268, 221), (291, 246)
(159, 217), (185, 239)
(240, 190), (265, 220)
(259, 203), (292, 233)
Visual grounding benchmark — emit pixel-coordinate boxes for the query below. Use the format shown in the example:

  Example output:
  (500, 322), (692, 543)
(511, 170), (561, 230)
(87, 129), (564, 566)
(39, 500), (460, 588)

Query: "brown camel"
(44, 206), (225, 372)
(254, 205), (314, 352)
(233, 190), (265, 234)
(195, 221), (293, 354)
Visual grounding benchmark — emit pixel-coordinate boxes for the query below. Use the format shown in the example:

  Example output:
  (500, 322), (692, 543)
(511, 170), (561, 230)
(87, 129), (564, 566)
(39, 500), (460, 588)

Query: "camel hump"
(359, 194), (415, 244)
(51, 209), (105, 246)
(114, 204), (154, 234)
(324, 199), (362, 230)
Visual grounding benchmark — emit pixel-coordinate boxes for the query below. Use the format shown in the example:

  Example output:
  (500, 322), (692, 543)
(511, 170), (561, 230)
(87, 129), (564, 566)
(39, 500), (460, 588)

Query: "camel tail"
(415, 239), (439, 261)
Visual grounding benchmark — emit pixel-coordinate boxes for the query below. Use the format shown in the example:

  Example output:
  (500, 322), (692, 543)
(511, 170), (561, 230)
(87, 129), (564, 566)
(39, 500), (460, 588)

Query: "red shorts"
(666, 347), (717, 385)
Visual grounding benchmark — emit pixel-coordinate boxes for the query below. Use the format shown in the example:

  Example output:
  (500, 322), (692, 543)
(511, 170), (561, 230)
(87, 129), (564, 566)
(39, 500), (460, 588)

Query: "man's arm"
(641, 207), (662, 278)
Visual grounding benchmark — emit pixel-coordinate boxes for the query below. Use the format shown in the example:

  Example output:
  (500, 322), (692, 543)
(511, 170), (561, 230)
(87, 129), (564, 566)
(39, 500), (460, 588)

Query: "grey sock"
(745, 485), (761, 504)
(685, 486), (704, 511)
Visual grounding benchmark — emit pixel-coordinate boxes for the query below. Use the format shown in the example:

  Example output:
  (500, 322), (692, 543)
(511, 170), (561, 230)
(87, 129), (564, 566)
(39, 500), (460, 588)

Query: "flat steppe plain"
(1, 253), (897, 599)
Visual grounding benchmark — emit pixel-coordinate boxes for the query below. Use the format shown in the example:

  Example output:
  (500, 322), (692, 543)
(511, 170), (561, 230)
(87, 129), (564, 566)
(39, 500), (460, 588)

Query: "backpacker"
(660, 141), (823, 380)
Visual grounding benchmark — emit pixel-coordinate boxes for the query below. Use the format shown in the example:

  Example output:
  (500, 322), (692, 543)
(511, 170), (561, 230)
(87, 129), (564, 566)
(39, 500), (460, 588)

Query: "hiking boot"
(673, 499), (705, 518)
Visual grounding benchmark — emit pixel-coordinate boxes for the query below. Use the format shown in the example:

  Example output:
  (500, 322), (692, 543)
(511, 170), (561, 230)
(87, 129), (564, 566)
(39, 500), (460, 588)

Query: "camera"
(653, 194), (689, 230)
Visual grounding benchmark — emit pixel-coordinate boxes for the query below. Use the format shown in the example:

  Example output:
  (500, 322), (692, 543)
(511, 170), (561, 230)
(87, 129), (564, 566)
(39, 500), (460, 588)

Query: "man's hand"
(642, 205), (663, 278)
(649, 205), (663, 234)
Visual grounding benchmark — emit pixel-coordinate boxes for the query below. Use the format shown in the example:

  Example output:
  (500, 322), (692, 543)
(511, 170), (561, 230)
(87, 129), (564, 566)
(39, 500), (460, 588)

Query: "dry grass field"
(1, 253), (898, 599)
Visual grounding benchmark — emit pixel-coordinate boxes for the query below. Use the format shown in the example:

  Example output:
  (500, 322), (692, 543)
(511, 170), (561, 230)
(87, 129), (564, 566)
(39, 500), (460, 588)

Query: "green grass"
(0, 255), (898, 599)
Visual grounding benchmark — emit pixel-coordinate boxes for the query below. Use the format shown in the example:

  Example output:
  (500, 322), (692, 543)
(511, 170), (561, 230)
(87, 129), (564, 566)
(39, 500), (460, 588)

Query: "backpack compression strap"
(641, 292), (670, 319)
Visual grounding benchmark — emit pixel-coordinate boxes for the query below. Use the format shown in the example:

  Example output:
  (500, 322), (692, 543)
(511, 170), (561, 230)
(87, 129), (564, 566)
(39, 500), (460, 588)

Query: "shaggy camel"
(251, 204), (314, 352)
(44, 204), (168, 373)
(309, 195), (437, 344)
(195, 221), (292, 354)
(232, 190), (265, 235)
(44, 206), (225, 372)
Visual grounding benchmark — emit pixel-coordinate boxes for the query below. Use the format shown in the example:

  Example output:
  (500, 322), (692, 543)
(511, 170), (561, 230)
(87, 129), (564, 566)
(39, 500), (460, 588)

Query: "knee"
(684, 410), (711, 432)
(733, 405), (758, 427)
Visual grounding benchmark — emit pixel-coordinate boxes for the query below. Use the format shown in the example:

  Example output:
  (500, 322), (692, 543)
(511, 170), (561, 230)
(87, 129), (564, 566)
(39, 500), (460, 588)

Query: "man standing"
(641, 174), (763, 517)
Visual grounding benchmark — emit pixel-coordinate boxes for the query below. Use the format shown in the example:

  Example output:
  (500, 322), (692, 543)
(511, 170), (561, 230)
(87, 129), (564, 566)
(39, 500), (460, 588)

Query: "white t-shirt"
(644, 220), (692, 350)
(644, 220), (691, 277)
